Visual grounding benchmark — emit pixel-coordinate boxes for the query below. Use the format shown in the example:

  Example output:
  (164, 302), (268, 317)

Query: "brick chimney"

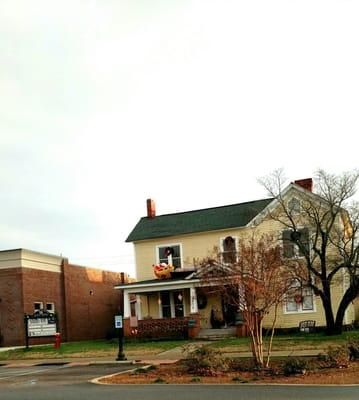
(146, 199), (156, 218)
(294, 178), (313, 192)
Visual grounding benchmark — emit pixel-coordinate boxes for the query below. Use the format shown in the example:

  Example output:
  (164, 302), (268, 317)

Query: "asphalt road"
(0, 363), (358, 400)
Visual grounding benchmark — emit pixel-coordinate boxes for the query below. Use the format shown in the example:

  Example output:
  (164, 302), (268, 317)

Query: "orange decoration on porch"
(153, 263), (174, 279)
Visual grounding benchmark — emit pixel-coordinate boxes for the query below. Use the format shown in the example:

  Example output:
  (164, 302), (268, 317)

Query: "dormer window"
(221, 236), (238, 264)
(288, 198), (301, 214)
(157, 244), (182, 269)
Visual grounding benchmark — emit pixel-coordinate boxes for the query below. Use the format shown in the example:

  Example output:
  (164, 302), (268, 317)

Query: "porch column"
(135, 295), (142, 320)
(190, 286), (198, 313)
(123, 290), (130, 318)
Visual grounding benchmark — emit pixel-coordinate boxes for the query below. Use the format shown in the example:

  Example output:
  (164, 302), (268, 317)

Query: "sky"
(1, 0), (358, 277)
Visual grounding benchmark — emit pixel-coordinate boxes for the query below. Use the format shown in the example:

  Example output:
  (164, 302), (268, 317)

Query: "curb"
(90, 364), (150, 385)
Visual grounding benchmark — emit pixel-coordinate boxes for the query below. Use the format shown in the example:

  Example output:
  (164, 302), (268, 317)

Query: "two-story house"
(117, 179), (358, 339)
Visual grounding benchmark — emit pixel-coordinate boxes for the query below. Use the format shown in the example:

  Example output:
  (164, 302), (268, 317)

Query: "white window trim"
(158, 290), (186, 319)
(34, 301), (43, 312)
(156, 243), (183, 268)
(283, 284), (316, 315)
(172, 290), (186, 317)
(219, 236), (239, 264)
(46, 302), (55, 314)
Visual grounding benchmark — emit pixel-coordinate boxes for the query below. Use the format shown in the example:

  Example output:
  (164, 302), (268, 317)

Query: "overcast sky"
(1, 0), (358, 277)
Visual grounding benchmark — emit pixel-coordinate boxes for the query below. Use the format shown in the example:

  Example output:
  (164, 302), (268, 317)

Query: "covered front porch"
(116, 277), (245, 339)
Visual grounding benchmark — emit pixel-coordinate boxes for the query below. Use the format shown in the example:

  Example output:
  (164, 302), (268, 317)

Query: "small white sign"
(114, 315), (123, 329)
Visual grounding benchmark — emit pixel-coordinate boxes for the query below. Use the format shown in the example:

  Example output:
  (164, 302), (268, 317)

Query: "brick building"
(0, 248), (126, 347)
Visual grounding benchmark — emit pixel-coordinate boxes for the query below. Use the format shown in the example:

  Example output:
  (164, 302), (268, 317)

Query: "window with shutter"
(282, 230), (294, 258)
(282, 228), (310, 258)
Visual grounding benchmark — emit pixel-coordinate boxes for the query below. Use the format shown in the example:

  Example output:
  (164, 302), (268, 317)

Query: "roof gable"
(126, 198), (274, 242)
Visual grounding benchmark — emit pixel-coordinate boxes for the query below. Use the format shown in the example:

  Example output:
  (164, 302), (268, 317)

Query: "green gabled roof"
(126, 198), (274, 242)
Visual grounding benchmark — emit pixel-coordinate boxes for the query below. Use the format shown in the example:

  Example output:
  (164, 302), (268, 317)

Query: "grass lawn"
(0, 338), (190, 360)
(208, 329), (359, 353)
(1, 329), (358, 360)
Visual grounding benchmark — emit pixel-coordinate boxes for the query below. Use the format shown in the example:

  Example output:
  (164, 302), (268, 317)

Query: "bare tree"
(198, 234), (293, 368)
(259, 168), (359, 335)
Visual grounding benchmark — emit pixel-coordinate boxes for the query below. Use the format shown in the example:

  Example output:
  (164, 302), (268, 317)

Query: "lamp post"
(116, 272), (127, 361)
(116, 315), (127, 361)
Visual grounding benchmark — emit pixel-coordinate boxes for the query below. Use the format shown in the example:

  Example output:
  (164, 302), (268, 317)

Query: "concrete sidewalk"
(0, 343), (322, 368)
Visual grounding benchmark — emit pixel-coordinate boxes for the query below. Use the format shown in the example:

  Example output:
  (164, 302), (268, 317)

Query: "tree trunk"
(321, 282), (337, 335)
(334, 283), (359, 333)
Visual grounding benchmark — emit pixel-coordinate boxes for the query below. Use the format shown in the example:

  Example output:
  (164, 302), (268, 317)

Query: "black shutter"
(282, 230), (294, 258)
(298, 228), (310, 256)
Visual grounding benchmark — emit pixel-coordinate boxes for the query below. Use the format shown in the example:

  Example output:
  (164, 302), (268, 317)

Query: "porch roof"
(115, 276), (200, 293)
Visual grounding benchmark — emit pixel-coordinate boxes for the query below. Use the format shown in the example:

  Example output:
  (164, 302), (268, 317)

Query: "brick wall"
(0, 258), (124, 346)
(21, 267), (67, 342)
(63, 262), (122, 342)
(0, 268), (24, 346)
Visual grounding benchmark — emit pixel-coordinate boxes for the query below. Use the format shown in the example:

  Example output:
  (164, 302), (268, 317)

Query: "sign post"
(115, 315), (126, 361)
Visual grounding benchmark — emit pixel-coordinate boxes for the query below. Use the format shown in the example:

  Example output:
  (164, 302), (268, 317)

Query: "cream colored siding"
(198, 294), (222, 329)
(0, 249), (62, 273)
(132, 188), (355, 327)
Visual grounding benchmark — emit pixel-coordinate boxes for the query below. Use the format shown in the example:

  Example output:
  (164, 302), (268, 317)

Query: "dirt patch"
(101, 359), (359, 385)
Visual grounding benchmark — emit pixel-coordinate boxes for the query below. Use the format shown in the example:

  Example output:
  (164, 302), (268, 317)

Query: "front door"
(173, 291), (184, 317)
(221, 297), (237, 326)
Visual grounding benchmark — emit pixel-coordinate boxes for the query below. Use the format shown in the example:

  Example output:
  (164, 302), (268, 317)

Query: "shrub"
(182, 345), (227, 376)
(190, 376), (201, 382)
(227, 358), (257, 372)
(348, 339), (359, 361)
(325, 345), (350, 368)
(282, 358), (308, 376)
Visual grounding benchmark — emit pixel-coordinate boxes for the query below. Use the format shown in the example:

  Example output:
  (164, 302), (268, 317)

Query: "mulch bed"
(100, 359), (359, 385)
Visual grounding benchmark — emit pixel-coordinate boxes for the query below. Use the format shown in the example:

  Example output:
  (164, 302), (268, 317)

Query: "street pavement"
(0, 345), (358, 400)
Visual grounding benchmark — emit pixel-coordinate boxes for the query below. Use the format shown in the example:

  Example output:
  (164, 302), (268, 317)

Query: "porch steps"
(196, 327), (236, 340)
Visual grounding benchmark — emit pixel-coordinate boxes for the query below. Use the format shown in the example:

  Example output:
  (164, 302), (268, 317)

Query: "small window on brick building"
(46, 302), (55, 314)
(34, 302), (43, 312)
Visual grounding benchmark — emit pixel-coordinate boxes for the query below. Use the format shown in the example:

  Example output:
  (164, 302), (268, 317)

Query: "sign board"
(114, 315), (123, 329)
(27, 317), (57, 337)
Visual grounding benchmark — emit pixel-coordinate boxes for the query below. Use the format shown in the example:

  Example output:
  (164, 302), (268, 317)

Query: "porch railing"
(136, 317), (190, 339)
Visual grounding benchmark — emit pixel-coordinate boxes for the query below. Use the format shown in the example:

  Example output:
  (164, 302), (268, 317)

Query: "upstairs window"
(157, 244), (182, 269)
(221, 236), (238, 264)
(282, 228), (309, 258)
